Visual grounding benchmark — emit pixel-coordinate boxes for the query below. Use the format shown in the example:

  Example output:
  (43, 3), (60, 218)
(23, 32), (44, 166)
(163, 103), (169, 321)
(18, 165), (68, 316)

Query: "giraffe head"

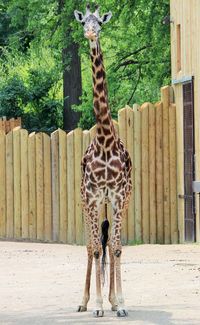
(74, 4), (112, 41)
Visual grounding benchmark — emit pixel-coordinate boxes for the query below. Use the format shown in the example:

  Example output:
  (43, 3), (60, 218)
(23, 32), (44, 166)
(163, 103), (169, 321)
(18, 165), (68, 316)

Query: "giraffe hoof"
(77, 305), (87, 312)
(117, 309), (128, 317)
(93, 309), (104, 317)
(111, 305), (118, 311)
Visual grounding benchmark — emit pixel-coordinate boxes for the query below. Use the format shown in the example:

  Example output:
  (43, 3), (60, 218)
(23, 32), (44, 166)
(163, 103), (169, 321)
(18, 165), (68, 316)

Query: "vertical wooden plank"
(6, 120), (9, 133)
(118, 107), (128, 244)
(133, 104), (142, 242)
(28, 132), (36, 240)
(36, 133), (44, 240)
(2, 119), (6, 133)
(89, 125), (96, 142)
(6, 131), (14, 238)
(155, 102), (164, 244)
(51, 130), (59, 242)
(21, 129), (29, 238)
(67, 131), (75, 244)
(169, 104), (178, 243)
(13, 128), (21, 238)
(126, 107), (135, 243)
(58, 129), (67, 243)
(10, 118), (15, 131)
(161, 86), (171, 244)
(140, 103), (149, 243)
(82, 130), (90, 245)
(83, 130), (90, 154)
(0, 131), (6, 237)
(43, 133), (52, 242)
(74, 128), (83, 245)
(149, 104), (156, 243)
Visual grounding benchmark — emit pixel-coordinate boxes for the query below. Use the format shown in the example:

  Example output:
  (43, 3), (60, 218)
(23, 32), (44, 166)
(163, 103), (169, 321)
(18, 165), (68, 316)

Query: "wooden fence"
(0, 117), (21, 133)
(0, 86), (178, 245)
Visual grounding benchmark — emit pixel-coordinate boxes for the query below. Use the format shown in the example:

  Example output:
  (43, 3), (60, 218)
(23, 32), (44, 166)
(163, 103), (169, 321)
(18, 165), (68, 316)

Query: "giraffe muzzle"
(85, 31), (97, 40)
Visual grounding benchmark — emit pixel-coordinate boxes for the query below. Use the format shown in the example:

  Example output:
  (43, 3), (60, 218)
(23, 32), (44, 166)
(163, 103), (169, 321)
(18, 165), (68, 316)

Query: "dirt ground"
(0, 242), (200, 325)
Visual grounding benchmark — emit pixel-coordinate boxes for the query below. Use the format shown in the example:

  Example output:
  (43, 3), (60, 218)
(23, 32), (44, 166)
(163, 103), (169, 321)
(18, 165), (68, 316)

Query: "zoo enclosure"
(0, 86), (178, 245)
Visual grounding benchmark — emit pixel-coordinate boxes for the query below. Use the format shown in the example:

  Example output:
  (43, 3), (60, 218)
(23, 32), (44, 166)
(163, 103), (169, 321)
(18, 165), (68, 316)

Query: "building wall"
(170, 0), (200, 242)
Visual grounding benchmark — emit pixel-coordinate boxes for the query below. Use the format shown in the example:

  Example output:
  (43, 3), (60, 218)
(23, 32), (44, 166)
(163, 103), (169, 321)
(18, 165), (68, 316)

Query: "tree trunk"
(63, 43), (82, 131)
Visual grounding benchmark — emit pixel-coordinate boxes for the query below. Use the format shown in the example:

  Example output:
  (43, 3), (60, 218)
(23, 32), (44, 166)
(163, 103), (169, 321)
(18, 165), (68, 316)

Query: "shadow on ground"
(1, 306), (199, 325)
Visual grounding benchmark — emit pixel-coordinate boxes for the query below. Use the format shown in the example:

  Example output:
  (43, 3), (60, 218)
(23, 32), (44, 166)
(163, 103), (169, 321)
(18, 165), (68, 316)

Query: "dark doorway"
(183, 79), (196, 241)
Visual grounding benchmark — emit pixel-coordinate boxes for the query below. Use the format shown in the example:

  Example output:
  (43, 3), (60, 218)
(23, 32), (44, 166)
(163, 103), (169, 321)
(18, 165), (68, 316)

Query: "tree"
(60, 0), (82, 131)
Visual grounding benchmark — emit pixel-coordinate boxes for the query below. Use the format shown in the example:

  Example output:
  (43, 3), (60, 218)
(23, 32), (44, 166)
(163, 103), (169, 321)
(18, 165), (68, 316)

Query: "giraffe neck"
(90, 39), (116, 149)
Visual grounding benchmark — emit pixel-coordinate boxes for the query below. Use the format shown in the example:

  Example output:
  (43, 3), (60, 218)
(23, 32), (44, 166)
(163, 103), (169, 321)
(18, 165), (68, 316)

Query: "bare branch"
(119, 45), (152, 62)
(127, 67), (141, 105)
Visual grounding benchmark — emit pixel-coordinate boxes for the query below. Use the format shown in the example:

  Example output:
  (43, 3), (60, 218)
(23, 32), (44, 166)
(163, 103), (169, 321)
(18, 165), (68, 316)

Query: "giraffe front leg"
(89, 205), (104, 317)
(111, 207), (128, 317)
(108, 242), (118, 311)
(77, 243), (93, 312)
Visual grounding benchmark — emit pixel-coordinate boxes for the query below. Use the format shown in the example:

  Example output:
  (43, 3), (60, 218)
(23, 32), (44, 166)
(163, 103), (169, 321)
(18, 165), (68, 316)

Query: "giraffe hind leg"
(108, 242), (118, 311)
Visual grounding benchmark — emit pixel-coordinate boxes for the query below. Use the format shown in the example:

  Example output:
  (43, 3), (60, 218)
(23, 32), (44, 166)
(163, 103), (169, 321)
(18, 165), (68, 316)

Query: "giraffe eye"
(99, 21), (102, 26)
(81, 21), (85, 26)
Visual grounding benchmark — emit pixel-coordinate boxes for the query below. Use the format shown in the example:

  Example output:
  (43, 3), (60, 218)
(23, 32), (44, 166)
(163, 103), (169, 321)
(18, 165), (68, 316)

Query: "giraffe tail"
(101, 217), (109, 286)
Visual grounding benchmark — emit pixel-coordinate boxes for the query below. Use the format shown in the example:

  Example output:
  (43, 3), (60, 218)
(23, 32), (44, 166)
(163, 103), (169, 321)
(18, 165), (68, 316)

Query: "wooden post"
(51, 130), (59, 242)
(155, 102), (164, 244)
(10, 118), (15, 131)
(126, 106), (135, 243)
(13, 127), (21, 238)
(21, 129), (29, 238)
(1, 119), (5, 133)
(0, 131), (6, 237)
(90, 125), (96, 141)
(43, 133), (52, 242)
(28, 132), (36, 240)
(118, 107), (128, 244)
(133, 104), (142, 242)
(161, 86), (171, 244)
(140, 103), (149, 243)
(58, 129), (67, 243)
(36, 133), (44, 240)
(67, 131), (75, 244)
(74, 128), (83, 245)
(6, 131), (14, 238)
(169, 104), (178, 243)
(149, 104), (156, 243)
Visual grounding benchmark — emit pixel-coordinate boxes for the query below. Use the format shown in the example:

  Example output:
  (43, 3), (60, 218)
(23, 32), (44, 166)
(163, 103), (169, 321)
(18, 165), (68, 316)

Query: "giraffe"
(74, 4), (132, 318)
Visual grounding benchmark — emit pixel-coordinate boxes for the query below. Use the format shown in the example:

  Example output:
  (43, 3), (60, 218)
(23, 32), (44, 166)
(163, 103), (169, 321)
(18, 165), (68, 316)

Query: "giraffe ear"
(101, 11), (112, 24)
(74, 10), (84, 23)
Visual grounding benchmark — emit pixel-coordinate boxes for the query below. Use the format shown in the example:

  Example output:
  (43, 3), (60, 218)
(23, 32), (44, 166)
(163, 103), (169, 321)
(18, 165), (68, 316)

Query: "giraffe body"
(74, 5), (132, 317)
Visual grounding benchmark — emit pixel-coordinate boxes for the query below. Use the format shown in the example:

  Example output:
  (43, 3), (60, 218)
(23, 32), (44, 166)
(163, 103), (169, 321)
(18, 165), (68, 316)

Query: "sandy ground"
(0, 242), (200, 325)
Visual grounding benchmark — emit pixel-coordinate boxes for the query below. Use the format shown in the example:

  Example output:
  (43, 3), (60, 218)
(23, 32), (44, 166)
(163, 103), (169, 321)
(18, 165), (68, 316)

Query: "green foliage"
(0, 0), (170, 130)
(0, 75), (29, 117)
(0, 48), (63, 130)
